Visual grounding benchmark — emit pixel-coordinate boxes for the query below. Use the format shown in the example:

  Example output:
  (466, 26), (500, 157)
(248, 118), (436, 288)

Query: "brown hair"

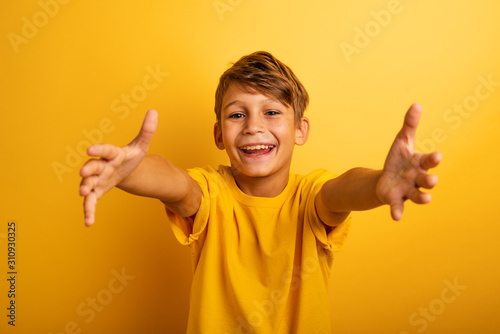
(214, 51), (309, 125)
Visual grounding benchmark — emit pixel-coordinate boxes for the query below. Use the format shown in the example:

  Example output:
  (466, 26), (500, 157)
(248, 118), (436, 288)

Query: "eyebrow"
(223, 98), (281, 111)
(223, 100), (240, 111)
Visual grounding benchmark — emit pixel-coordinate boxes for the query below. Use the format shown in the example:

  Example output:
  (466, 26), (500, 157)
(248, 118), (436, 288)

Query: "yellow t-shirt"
(166, 165), (351, 334)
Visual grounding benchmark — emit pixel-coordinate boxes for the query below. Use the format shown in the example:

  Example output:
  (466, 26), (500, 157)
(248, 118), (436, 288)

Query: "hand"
(376, 104), (442, 221)
(79, 109), (158, 226)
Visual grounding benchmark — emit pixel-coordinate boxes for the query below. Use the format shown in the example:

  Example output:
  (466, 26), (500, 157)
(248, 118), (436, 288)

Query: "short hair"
(214, 51), (309, 125)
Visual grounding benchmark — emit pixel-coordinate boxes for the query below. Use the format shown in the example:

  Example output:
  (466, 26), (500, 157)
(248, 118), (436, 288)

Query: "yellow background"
(1, 0), (499, 333)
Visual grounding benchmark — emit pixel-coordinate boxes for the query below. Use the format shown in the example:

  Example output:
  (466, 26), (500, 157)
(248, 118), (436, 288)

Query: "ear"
(295, 117), (310, 146)
(213, 122), (225, 150)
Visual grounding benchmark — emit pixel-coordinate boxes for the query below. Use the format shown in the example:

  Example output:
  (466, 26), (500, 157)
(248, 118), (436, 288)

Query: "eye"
(229, 112), (245, 119)
(266, 110), (280, 116)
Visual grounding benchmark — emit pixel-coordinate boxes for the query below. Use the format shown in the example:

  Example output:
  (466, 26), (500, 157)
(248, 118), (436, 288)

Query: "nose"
(243, 113), (265, 135)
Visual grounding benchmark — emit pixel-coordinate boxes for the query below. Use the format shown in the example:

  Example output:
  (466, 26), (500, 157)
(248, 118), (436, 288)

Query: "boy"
(79, 51), (441, 333)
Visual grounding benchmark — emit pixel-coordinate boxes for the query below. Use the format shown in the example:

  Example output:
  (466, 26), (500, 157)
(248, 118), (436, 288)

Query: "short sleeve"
(304, 170), (352, 255)
(165, 167), (213, 255)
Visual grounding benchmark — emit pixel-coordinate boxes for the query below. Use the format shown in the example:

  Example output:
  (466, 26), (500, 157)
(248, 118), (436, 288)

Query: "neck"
(230, 167), (290, 197)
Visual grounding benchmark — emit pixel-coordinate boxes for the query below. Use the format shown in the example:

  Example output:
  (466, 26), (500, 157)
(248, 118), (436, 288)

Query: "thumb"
(130, 109), (158, 152)
(399, 103), (422, 148)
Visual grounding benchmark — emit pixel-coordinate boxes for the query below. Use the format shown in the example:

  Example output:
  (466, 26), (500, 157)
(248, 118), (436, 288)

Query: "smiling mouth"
(239, 144), (275, 155)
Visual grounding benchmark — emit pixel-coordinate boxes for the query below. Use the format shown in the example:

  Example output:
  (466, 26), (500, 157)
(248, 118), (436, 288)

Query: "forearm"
(117, 154), (194, 205)
(319, 167), (385, 214)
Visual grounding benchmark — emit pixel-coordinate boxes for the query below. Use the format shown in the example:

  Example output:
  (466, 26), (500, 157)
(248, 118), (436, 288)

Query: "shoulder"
(186, 165), (231, 196)
(282, 169), (338, 203)
(295, 169), (338, 189)
(187, 165), (227, 181)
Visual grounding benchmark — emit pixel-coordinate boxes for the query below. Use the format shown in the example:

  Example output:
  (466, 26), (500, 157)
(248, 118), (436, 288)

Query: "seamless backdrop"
(1, 1), (499, 333)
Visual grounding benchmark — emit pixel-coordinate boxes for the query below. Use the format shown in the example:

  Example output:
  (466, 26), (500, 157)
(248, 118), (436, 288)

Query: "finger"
(390, 199), (404, 221)
(420, 152), (442, 170)
(130, 109), (158, 152)
(398, 103), (422, 146)
(79, 175), (99, 197)
(415, 173), (438, 189)
(407, 187), (431, 204)
(84, 191), (97, 226)
(80, 158), (106, 178)
(87, 144), (121, 161)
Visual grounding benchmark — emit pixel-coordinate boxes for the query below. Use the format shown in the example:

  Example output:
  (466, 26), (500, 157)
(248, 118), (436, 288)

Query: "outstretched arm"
(316, 103), (442, 225)
(79, 109), (201, 226)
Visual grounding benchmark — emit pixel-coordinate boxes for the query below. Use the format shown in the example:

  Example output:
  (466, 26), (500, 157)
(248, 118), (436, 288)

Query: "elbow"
(315, 185), (350, 227)
(163, 175), (202, 218)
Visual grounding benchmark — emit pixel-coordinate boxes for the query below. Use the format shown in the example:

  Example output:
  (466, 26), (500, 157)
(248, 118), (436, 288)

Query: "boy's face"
(214, 84), (309, 181)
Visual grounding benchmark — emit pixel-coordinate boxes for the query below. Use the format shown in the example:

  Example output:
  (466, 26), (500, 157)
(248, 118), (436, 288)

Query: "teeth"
(241, 145), (274, 150)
